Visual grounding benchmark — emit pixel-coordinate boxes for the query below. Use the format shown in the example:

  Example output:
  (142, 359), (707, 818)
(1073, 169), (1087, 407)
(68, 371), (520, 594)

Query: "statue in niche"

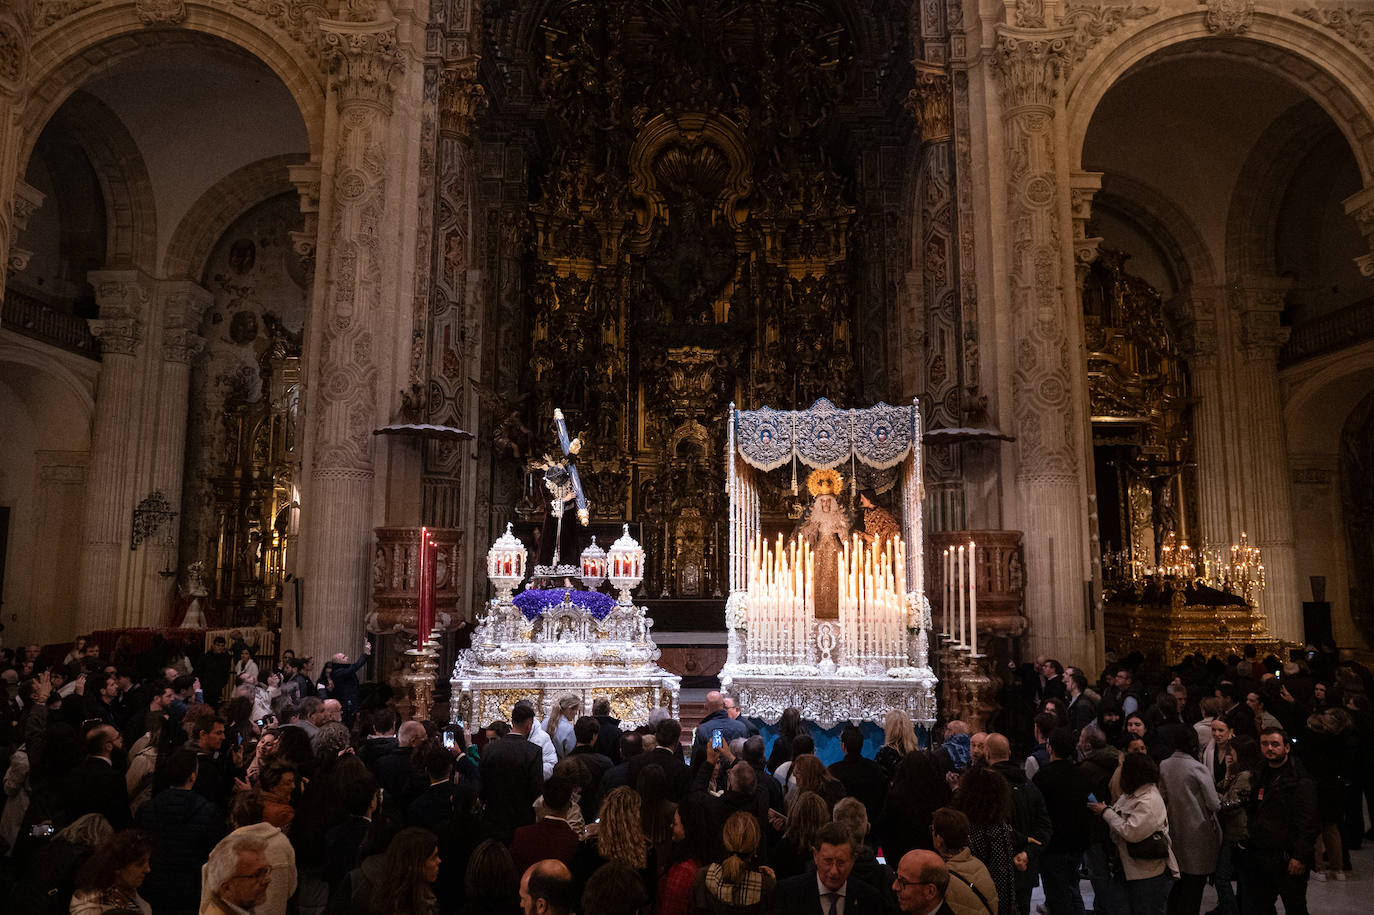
(796, 468), (852, 620)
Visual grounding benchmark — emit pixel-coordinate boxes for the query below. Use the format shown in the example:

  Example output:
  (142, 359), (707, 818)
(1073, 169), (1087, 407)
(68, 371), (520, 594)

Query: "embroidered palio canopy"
(733, 398), (916, 471)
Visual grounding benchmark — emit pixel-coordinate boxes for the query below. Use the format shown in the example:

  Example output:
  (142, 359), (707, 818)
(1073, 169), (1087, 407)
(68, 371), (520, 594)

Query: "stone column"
(297, 19), (405, 664)
(1176, 287), (1233, 546)
(0, 17), (28, 296)
(129, 282), (208, 626)
(33, 452), (88, 641)
(1234, 287), (1301, 640)
(993, 28), (1091, 660)
(78, 273), (152, 633)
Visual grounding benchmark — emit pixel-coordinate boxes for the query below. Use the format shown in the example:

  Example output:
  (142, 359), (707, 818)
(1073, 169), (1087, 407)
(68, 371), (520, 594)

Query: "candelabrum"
(580, 536), (608, 590)
(488, 523), (528, 600)
(1105, 530), (1265, 605)
(404, 624), (442, 722)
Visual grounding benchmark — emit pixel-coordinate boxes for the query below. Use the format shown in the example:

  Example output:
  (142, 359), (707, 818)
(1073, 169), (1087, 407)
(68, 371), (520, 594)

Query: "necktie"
(826, 891), (840, 915)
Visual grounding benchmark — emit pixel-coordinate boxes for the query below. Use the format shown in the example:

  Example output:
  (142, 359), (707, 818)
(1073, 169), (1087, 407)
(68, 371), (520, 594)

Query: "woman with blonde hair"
(546, 694), (582, 758)
(877, 710), (920, 781)
(595, 785), (650, 871)
(689, 810), (775, 914)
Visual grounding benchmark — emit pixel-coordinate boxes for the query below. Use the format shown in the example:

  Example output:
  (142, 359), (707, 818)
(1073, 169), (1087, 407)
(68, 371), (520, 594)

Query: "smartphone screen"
(711, 729), (723, 749)
(442, 731), (456, 750)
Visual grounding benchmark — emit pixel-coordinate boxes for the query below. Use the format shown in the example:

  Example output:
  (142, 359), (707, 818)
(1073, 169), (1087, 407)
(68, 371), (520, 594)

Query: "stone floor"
(1028, 832), (1374, 914)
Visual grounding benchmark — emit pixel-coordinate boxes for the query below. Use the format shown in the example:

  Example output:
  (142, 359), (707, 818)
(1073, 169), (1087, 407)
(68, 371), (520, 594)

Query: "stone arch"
(20, 5), (324, 176)
(0, 340), (97, 416)
(41, 90), (159, 273)
(1283, 338), (1374, 456)
(1067, 11), (1374, 184)
(162, 153), (307, 280)
(1094, 172), (1217, 293)
(1224, 99), (1342, 283)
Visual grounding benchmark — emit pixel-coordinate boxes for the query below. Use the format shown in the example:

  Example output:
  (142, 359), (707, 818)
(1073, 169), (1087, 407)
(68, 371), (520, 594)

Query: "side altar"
(451, 409), (680, 729)
(720, 399), (938, 729)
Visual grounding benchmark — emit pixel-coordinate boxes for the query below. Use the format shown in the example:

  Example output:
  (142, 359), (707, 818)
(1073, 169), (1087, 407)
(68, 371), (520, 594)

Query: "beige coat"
(944, 847), (998, 915)
(1101, 784), (1180, 882)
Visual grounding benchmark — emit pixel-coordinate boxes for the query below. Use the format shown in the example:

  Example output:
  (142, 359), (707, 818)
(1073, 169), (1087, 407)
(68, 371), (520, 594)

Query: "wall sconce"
(130, 490), (177, 550)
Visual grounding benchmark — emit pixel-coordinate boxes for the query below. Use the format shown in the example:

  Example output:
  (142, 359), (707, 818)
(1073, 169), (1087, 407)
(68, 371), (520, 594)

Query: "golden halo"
(806, 468), (844, 497)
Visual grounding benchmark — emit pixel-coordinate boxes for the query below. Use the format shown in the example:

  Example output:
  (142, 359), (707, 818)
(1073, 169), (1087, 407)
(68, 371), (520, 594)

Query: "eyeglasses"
(893, 875), (931, 890)
(229, 866), (273, 882)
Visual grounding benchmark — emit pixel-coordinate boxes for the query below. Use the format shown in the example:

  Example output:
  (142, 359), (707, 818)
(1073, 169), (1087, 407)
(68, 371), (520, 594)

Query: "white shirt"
(528, 724), (558, 780)
(815, 875), (847, 915)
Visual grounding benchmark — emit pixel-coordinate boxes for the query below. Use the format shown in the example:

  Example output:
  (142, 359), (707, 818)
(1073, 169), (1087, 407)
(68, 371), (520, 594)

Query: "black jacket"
(479, 733), (544, 841)
(65, 756), (132, 830)
(627, 745), (692, 800)
(828, 754), (889, 828)
(593, 714), (624, 763)
(990, 758), (1051, 888)
(135, 787), (225, 911)
(1032, 758), (1091, 853)
(770, 870), (886, 915)
(1246, 756), (1319, 867)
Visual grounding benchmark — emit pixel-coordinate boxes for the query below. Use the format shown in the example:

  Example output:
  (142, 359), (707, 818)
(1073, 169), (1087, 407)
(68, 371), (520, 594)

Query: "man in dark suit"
(1032, 727), (1093, 915)
(773, 822), (886, 915)
(568, 715), (615, 819)
(598, 732), (643, 797)
(591, 697), (624, 763)
(626, 718), (691, 800)
(67, 724), (132, 829)
(828, 725), (888, 827)
(509, 773), (581, 875)
(408, 744), (478, 833)
(480, 702), (544, 841)
(892, 849), (954, 915)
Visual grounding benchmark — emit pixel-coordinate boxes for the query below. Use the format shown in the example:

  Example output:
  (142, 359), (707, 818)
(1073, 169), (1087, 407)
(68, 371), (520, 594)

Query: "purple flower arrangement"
(512, 587), (617, 622)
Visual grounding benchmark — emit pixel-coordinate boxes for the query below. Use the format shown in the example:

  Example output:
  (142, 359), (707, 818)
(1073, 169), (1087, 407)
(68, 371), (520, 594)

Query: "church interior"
(3, 0), (1374, 693)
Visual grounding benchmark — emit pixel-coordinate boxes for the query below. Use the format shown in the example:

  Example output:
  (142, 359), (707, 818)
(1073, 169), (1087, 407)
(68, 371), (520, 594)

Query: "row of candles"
(1107, 532), (1266, 603)
(745, 535), (813, 666)
(837, 534), (909, 671)
(941, 541), (979, 657)
(743, 532), (913, 670)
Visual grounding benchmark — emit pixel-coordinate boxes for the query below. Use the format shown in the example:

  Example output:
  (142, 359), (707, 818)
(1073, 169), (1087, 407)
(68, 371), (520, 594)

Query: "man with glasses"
(203, 836), (273, 913)
(892, 849), (953, 915)
(774, 822), (884, 913)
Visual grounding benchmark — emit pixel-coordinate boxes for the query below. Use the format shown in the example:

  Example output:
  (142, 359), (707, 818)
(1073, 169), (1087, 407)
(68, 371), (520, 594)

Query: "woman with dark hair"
(339, 826), (440, 915)
(456, 838), (520, 915)
(16, 813), (113, 913)
(766, 708), (806, 774)
(952, 765), (1017, 915)
(874, 750), (951, 866)
(273, 725), (314, 776)
(787, 754), (846, 813)
(767, 790), (828, 880)
(69, 829), (154, 914)
(637, 764), (676, 867)
(1089, 753), (1178, 915)
(656, 794), (714, 915)
(259, 762), (298, 831)
(1214, 736), (1260, 915)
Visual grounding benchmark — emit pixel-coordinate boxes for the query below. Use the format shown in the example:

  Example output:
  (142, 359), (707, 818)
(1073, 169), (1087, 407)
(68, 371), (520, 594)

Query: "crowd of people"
(0, 633), (1369, 915)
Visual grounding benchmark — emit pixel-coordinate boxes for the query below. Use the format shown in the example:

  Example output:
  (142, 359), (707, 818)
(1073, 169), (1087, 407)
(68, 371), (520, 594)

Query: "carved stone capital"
(135, 0), (187, 26)
(906, 60), (952, 144)
(1343, 184), (1374, 277)
(439, 57), (487, 140)
(319, 19), (405, 112)
(8, 245), (31, 273)
(1231, 281), (1292, 360)
(993, 27), (1074, 114)
(162, 327), (205, 363)
(1202, 0), (1253, 36)
(11, 180), (45, 231)
(89, 316), (144, 355)
(290, 229), (318, 281)
(288, 162), (323, 215)
(1069, 171), (1105, 270)
(1175, 290), (1222, 359)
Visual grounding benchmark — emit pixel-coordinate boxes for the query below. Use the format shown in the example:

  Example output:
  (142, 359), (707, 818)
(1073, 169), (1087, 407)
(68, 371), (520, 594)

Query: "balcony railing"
(1281, 299), (1374, 365)
(1, 288), (99, 358)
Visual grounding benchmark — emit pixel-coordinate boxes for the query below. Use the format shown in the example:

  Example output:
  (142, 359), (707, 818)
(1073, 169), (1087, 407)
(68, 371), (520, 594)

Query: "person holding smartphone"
(688, 691), (750, 770)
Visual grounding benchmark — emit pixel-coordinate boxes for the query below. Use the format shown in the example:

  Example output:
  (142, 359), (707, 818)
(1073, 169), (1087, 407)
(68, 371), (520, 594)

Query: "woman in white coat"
(1089, 752), (1178, 915)
(1159, 726), (1220, 915)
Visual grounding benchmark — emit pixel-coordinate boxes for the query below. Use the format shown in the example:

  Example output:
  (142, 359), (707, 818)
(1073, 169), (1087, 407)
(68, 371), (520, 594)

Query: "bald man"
(689, 689), (749, 769)
(893, 849), (953, 915)
(520, 859), (576, 915)
(985, 733), (1050, 915)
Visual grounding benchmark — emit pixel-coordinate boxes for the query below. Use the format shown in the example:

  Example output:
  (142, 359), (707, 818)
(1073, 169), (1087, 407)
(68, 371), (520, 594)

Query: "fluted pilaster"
(297, 18), (405, 664)
(1177, 289), (1233, 547)
(993, 26), (1090, 658)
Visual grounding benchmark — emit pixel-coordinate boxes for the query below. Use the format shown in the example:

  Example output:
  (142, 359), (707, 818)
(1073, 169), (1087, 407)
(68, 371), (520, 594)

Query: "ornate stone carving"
(1298, 6), (1374, 57)
(0, 18), (25, 90)
(162, 327), (205, 363)
(1063, 1), (1159, 65)
(1342, 185), (1374, 277)
(90, 316), (144, 355)
(1070, 171), (1105, 275)
(136, 0), (187, 26)
(1016, 0), (1047, 29)
(8, 247), (31, 272)
(11, 181), (44, 231)
(993, 28), (1073, 111)
(1232, 284), (1292, 360)
(1202, 0), (1253, 35)
(439, 57), (486, 140)
(232, 0), (328, 59)
(906, 62), (952, 144)
(320, 20), (406, 111)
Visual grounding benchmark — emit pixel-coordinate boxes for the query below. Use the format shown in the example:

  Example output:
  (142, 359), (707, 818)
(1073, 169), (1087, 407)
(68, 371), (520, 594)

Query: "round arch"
(20, 4), (324, 176)
(1283, 338), (1374, 455)
(0, 341), (98, 416)
(162, 153), (306, 280)
(1066, 11), (1374, 184)
(1095, 171), (1218, 292)
(43, 90), (159, 273)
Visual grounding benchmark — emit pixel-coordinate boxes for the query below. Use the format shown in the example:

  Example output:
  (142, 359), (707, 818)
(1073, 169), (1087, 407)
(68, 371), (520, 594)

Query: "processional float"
(450, 409), (680, 731)
(722, 398), (938, 729)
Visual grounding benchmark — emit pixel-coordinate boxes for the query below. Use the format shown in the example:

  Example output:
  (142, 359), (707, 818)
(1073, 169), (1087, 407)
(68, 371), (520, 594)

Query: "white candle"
(944, 548), (952, 639)
(956, 544), (966, 648)
(969, 539), (978, 656)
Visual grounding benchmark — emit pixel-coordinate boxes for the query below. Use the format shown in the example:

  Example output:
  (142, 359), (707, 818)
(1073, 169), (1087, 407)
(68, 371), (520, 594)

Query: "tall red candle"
(417, 527), (436, 637)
